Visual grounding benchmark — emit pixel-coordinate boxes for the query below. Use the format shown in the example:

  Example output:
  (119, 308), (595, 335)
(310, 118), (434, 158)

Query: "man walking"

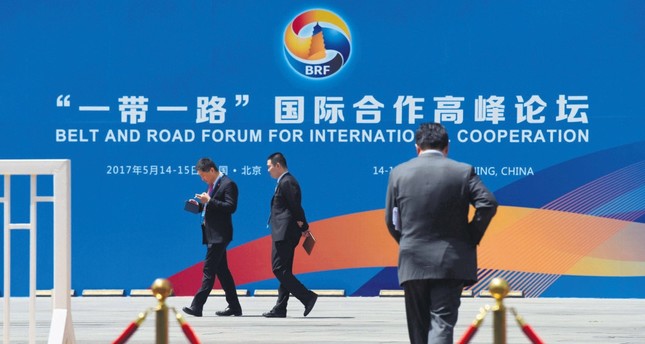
(183, 158), (243, 317)
(385, 123), (498, 343)
(263, 152), (318, 318)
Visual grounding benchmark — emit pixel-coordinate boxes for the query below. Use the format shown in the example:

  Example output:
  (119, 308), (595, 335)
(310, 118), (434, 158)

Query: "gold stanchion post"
(151, 278), (172, 344)
(489, 277), (509, 344)
(113, 278), (201, 344)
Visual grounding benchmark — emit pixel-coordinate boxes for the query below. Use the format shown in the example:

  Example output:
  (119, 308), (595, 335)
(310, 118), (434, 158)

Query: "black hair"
(267, 152), (287, 168)
(196, 157), (217, 172)
(415, 123), (449, 150)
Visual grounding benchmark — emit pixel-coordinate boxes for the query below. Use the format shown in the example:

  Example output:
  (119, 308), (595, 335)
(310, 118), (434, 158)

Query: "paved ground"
(1, 296), (644, 343)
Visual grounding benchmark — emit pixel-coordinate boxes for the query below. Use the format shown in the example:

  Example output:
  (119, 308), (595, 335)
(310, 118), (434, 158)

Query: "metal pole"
(489, 278), (509, 344)
(155, 302), (169, 344)
(151, 278), (173, 344)
(492, 298), (506, 344)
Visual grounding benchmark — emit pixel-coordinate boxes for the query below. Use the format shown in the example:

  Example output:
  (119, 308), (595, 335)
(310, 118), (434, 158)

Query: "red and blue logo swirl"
(284, 9), (351, 79)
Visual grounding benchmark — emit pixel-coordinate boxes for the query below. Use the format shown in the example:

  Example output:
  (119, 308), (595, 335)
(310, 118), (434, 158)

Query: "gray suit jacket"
(385, 152), (497, 286)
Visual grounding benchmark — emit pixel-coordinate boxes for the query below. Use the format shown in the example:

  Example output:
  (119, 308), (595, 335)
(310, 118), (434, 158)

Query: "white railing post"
(0, 160), (75, 344)
(49, 160), (75, 343)
(3, 175), (12, 344)
(30, 174), (38, 343)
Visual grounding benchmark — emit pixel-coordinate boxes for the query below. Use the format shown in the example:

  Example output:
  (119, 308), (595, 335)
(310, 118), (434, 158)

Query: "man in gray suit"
(385, 123), (498, 344)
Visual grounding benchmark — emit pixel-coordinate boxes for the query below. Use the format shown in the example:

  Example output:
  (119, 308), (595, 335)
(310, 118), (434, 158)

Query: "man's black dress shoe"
(215, 307), (242, 316)
(262, 309), (287, 318)
(182, 306), (202, 317)
(303, 293), (318, 316)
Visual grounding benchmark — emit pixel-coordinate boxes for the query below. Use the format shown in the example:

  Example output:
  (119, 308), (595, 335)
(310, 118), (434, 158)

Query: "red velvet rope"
(112, 322), (138, 344)
(521, 324), (545, 344)
(456, 324), (478, 344)
(181, 323), (201, 344)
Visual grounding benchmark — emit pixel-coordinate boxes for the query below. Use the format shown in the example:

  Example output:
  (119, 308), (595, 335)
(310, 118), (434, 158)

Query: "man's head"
(415, 122), (449, 155)
(196, 157), (220, 184)
(267, 152), (288, 179)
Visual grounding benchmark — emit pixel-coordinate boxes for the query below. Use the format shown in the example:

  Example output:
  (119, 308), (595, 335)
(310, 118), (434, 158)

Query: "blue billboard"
(1, 0), (643, 297)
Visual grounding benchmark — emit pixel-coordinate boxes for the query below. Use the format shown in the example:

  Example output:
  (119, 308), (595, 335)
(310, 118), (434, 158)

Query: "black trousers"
(271, 238), (314, 311)
(190, 242), (241, 311)
(402, 279), (463, 344)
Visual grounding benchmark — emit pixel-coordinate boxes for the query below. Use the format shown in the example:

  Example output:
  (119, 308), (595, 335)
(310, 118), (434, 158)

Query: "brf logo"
(283, 9), (351, 79)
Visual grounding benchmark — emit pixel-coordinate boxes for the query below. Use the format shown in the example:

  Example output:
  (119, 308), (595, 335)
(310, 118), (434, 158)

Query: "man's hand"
(297, 221), (310, 235)
(297, 221), (309, 232)
(195, 192), (210, 204)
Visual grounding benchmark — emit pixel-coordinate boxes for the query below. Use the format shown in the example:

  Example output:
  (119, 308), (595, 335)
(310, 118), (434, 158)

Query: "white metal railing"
(1, 160), (75, 343)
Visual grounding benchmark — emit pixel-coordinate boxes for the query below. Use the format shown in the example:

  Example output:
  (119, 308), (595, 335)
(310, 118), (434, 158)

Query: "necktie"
(202, 183), (213, 221)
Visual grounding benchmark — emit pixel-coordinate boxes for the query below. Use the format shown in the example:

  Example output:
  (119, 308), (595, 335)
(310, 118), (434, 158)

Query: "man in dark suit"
(262, 152), (318, 318)
(183, 158), (243, 317)
(385, 123), (498, 344)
